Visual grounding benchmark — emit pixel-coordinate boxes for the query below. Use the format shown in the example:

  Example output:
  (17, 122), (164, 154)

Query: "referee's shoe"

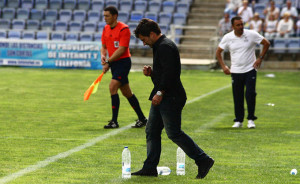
(104, 120), (119, 129)
(131, 118), (147, 128)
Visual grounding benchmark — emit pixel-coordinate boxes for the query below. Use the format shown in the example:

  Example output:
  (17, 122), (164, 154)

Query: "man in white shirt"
(238, 0), (253, 27)
(280, 0), (298, 20)
(215, 16), (270, 129)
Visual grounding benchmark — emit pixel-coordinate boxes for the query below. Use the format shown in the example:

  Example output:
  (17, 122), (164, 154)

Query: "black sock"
(111, 94), (120, 122)
(127, 94), (145, 121)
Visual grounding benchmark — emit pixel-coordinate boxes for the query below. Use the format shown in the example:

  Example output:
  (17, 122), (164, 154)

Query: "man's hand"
(222, 65), (231, 75)
(102, 63), (109, 74)
(101, 55), (106, 65)
(152, 94), (162, 106)
(143, 65), (152, 76)
(253, 58), (262, 69)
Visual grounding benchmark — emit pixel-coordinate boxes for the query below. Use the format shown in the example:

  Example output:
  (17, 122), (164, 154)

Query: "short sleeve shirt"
(101, 21), (131, 60)
(218, 29), (264, 73)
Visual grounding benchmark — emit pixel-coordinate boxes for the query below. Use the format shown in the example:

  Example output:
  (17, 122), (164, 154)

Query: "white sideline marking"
(0, 85), (230, 184)
(187, 84), (231, 104)
(194, 113), (230, 132)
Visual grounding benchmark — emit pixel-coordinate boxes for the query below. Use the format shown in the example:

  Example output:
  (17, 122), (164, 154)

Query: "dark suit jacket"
(149, 35), (187, 102)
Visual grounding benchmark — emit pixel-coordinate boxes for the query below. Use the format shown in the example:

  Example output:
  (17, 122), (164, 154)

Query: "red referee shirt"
(101, 21), (131, 60)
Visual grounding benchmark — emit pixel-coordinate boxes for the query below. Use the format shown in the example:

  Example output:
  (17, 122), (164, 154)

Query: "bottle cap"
(124, 146), (128, 148)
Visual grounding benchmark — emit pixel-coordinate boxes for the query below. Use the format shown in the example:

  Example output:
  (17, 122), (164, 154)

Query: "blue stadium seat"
(128, 22), (138, 33)
(55, 20), (68, 31)
(63, 0), (76, 9)
(35, 0), (48, 9)
(129, 35), (137, 49)
(51, 32), (65, 40)
(159, 12), (172, 24)
(176, 2), (189, 14)
(8, 30), (21, 39)
(118, 11), (129, 23)
(254, 4), (265, 18)
(175, 28), (182, 44)
(12, 19), (25, 30)
(26, 20), (40, 30)
(162, 1), (175, 13)
(274, 0), (284, 5)
(69, 21), (82, 32)
(173, 12), (186, 25)
(0, 19), (10, 29)
(91, 0), (104, 11)
(273, 39), (287, 54)
(149, 1), (161, 12)
(16, 9), (29, 20)
(258, 0), (269, 4)
(120, 0), (132, 12)
(21, 0), (34, 9)
(145, 12), (158, 22)
(22, 31), (35, 40)
(41, 20), (53, 30)
(59, 9), (72, 22)
(65, 32), (78, 41)
(134, 1), (147, 12)
(36, 31), (49, 40)
(0, 0), (6, 7)
(130, 11), (143, 22)
(159, 23), (169, 34)
(106, 0), (118, 8)
(30, 9), (44, 20)
(88, 10), (101, 22)
(7, 0), (20, 8)
(0, 30), (7, 39)
(49, 0), (62, 9)
(84, 21), (96, 32)
(98, 22), (106, 33)
(78, 0), (90, 10)
(80, 33), (93, 41)
(94, 32), (102, 41)
(287, 38), (300, 54)
(73, 10), (86, 22)
(2, 8), (15, 20)
(45, 9), (58, 21)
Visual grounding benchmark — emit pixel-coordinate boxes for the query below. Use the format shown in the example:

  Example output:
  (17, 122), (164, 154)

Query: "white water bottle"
(176, 147), (185, 175)
(122, 146), (131, 179)
(157, 166), (171, 175)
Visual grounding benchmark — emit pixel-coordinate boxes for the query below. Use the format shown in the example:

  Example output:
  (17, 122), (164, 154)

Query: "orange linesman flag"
(84, 72), (104, 101)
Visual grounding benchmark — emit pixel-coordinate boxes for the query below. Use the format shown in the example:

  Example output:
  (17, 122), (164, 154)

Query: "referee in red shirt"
(101, 6), (147, 129)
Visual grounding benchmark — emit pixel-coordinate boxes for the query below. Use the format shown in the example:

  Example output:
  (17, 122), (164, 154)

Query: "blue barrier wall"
(0, 40), (102, 69)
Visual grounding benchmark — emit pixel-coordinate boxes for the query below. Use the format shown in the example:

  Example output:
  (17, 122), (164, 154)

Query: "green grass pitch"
(0, 68), (299, 184)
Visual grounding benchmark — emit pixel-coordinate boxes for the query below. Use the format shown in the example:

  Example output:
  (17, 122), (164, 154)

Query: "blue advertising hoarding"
(0, 40), (102, 69)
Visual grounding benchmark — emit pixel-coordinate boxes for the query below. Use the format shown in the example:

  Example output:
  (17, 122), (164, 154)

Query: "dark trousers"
(142, 96), (207, 170)
(231, 69), (257, 122)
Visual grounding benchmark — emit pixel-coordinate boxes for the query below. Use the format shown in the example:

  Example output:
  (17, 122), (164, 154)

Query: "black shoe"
(196, 157), (214, 179)
(104, 120), (119, 129)
(131, 118), (147, 128)
(131, 168), (158, 177)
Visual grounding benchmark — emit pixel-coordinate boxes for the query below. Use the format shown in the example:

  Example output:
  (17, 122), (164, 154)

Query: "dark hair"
(104, 6), (118, 16)
(134, 18), (161, 38)
(231, 16), (242, 26)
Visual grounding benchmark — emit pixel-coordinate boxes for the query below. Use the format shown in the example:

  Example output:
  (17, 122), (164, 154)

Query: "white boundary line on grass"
(0, 84), (230, 184)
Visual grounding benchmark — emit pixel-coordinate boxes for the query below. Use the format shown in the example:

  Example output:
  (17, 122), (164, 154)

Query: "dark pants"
(231, 69), (257, 123)
(142, 96), (207, 170)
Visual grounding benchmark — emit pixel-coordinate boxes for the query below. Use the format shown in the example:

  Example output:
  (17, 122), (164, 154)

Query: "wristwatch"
(259, 55), (264, 60)
(105, 60), (111, 66)
(156, 91), (163, 96)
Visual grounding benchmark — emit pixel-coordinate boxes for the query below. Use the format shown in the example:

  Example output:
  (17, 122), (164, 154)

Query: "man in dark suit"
(131, 18), (214, 179)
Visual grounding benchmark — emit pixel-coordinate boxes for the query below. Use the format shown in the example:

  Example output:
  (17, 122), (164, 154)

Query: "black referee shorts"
(110, 57), (132, 85)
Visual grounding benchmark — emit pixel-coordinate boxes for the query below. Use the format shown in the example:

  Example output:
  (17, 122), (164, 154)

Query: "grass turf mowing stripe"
(0, 85), (230, 184)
